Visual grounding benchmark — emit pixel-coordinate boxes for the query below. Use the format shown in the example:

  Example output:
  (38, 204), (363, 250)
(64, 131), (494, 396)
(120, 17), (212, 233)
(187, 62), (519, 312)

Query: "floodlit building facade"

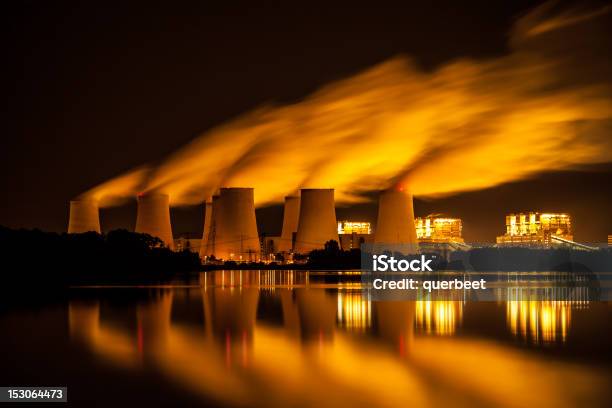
(415, 215), (464, 243)
(337, 221), (371, 235)
(496, 212), (573, 245)
(337, 221), (373, 250)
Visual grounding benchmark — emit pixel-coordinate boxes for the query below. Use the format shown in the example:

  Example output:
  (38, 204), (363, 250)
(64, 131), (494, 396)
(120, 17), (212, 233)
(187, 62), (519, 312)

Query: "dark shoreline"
(1, 227), (611, 290)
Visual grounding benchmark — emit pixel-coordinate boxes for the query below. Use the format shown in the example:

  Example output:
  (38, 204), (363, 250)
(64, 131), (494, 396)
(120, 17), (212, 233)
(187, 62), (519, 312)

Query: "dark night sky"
(2, 0), (611, 242)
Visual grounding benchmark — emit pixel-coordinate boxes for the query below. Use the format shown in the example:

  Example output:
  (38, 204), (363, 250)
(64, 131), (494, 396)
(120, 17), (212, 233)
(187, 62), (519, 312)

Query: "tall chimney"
(294, 189), (338, 254)
(278, 195), (300, 253)
(198, 200), (213, 259)
(135, 193), (174, 249)
(214, 188), (260, 261)
(204, 195), (221, 258)
(68, 199), (101, 233)
(374, 189), (418, 251)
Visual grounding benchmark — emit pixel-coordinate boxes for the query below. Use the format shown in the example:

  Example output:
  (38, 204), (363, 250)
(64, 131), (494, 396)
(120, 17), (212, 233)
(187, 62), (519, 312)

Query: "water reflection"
(506, 301), (577, 344)
(502, 287), (591, 345)
(415, 301), (463, 336)
(337, 291), (371, 332)
(65, 270), (611, 407)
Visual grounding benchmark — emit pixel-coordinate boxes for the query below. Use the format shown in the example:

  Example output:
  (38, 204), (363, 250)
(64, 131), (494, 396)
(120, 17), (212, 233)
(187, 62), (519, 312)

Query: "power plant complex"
(68, 188), (591, 262)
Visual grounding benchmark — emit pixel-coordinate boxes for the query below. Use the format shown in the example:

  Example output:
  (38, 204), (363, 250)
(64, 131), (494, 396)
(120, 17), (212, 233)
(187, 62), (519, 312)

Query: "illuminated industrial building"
(337, 221), (371, 235)
(415, 214), (464, 243)
(496, 212), (573, 245)
(337, 220), (373, 250)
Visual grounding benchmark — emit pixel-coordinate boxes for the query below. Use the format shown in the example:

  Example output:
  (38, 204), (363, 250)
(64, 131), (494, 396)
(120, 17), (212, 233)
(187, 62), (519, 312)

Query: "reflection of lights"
(258, 270), (297, 289)
(336, 291), (371, 331)
(415, 301), (462, 336)
(207, 270), (303, 289)
(506, 301), (572, 344)
(67, 290), (609, 407)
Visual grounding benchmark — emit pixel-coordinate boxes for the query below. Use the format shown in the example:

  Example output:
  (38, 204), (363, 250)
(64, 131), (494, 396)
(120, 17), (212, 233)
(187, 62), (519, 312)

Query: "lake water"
(1, 270), (611, 407)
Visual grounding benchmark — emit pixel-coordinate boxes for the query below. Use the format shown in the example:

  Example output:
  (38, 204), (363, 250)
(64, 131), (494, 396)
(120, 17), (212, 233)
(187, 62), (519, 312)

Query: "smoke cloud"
(83, 1), (612, 207)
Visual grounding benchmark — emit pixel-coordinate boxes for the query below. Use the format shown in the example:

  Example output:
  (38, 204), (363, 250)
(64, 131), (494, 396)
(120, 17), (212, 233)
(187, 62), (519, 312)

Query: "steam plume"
(83, 2), (612, 207)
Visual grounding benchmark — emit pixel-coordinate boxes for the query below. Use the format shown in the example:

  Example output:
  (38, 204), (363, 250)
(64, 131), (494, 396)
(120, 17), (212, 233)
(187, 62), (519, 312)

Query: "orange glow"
(506, 301), (573, 344)
(498, 212), (573, 244)
(415, 214), (463, 243)
(68, 291), (609, 408)
(337, 221), (371, 235)
(80, 167), (150, 206)
(415, 301), (463, 336)
(336, 291), (371, 332)
(82, 4), (612, 207)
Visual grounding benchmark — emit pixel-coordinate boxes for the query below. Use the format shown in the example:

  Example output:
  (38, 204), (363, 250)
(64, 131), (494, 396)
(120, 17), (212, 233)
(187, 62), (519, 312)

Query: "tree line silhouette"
(0, 226), (201, 286)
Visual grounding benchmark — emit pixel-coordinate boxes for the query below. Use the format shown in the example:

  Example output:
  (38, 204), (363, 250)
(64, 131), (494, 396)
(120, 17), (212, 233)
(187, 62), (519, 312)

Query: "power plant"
(211, 188), (260, 261)
(294, 189), (339, 254)
(278, 195), (300, 253)
(68, 186), (593, 262)
(68, 199), (101, 233)
(198, 200), (213, 259)
(374, 189), (418, 251)
(135, 192), (174, 249)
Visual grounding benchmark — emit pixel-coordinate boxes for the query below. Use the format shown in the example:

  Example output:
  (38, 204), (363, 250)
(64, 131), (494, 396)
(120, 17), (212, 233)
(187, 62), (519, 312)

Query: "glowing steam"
(79, 167), (150, 207)
(84, 2), (612, 207)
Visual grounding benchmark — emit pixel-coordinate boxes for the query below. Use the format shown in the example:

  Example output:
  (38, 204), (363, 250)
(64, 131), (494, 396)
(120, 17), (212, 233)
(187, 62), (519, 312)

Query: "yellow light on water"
(336, 291), (371, 331)
(506, 301), (572, 344)
(415, 301), (462, 336)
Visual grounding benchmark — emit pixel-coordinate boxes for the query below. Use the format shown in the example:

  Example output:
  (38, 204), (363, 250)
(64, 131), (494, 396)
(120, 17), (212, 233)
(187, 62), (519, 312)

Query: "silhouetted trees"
(307, 240), (361, 269)
(0, 227), (201, 286)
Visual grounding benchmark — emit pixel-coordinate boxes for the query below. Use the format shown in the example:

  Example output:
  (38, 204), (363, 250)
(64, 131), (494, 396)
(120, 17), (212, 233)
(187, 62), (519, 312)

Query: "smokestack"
(214, 188), (260, 261)
(135, 193), (174, 249)
(198, 201), (213, 259)
(294, 189), (339, 254)
(278, 196), (300, 253)
(374, 189), (418, 251)
(68, 199), (101, 233)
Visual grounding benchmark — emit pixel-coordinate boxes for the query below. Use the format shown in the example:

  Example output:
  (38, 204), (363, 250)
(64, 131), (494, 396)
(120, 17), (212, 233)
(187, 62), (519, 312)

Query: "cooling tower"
(294, 189), (339, 254)
(374, 189), (418, 252)
(198, 200), (213, 259)
(203, 195), (221, 257)
(213, 188), (260, 261)
(278, 195), (300, 253)
(68, 199), (101, 233)
(135, 193), (174, 249)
